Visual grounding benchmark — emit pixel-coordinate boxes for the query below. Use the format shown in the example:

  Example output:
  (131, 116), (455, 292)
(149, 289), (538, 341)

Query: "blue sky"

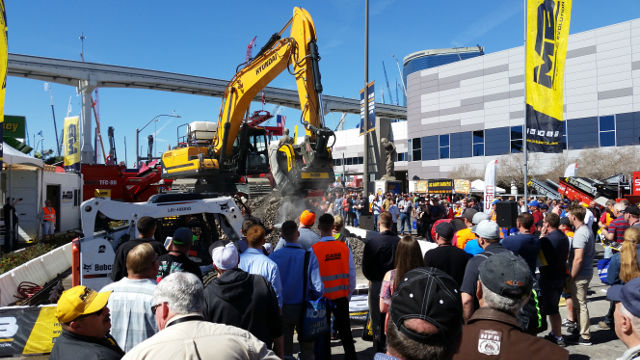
(5, 0), (640, 165)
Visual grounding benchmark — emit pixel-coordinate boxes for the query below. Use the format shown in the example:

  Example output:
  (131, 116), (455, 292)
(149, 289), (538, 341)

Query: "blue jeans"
(399, 213), (411, 234)
(373, 213), (379, 231)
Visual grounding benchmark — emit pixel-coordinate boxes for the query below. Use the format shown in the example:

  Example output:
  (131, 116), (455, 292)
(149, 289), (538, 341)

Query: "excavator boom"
(162, 7), (334, 196)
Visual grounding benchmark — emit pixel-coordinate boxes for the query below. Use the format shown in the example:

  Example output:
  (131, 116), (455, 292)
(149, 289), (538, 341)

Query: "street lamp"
(136, 112), (181, 167)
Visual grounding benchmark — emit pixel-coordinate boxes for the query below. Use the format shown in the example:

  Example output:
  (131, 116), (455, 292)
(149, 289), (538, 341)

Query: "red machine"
(81, 161), (173, 202)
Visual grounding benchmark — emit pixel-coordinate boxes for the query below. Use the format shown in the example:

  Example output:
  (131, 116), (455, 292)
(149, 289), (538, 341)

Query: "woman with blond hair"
(604, 227), (640, 329)
(607, 227), (640, 285)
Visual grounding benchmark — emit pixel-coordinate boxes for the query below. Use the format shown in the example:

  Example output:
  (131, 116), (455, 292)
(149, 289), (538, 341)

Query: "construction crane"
(392, 54), (407, 98)
(382, 61), (395, 105)
(334, 112), (347, 131)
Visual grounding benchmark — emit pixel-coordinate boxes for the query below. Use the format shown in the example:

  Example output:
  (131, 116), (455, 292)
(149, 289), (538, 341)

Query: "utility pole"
(363, 0), (370, 202)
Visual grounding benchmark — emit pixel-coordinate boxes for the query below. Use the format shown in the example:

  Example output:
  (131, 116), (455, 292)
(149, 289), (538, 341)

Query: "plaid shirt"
(101, 278), (157, 352)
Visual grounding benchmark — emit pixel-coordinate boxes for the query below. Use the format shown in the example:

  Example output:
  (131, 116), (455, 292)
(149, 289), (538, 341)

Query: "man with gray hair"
(454, 252), (568, 359)
(607, 277), (640, 360)
(460, 220), (511, 321)
(123, 272), (279, 360)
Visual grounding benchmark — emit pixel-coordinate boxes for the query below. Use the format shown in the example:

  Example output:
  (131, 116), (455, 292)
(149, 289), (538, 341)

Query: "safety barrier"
(0, 243), (72, 306)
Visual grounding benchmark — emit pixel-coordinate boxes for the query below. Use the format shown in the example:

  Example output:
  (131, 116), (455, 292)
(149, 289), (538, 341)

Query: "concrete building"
(406, 18), (640, 179)
(331, 17), (640, 185)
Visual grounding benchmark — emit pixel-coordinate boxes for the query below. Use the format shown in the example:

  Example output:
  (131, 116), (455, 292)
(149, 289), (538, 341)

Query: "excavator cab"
(233, 124), (270, 176)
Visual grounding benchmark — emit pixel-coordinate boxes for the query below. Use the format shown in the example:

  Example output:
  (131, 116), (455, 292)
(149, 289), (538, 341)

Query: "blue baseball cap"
(608, 277), (640, 318)
(491, 199), (500, 205)
(528, 200), (539, 207)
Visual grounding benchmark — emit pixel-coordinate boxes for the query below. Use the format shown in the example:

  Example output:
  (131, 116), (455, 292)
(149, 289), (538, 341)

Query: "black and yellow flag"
(63, 116), (80, 166)
(525, 0), (572, 153)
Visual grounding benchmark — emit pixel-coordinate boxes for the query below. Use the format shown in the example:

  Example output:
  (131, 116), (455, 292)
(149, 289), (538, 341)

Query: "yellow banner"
(63, 116), (80, 166)
(0, 0), (6, 123)
(526, 0), (571, 121)
(454, 179), (471, 195)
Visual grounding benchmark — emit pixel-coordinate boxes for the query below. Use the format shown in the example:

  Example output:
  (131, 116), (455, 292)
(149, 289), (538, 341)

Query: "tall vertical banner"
(63, 116), (80, 166)
(359, 81), (375, 135)
(484, 160), (497, 214)
(525, 0), (572, 153)
(0, 0), (7, 169)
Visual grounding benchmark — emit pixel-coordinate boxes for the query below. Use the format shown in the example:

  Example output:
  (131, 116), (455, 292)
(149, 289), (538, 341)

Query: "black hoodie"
(202, 268), (282, 345)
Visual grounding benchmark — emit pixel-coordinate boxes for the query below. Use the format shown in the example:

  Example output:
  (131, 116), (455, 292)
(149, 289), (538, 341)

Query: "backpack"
(476, 250), (547, 335)
(597, 258), (611, 284)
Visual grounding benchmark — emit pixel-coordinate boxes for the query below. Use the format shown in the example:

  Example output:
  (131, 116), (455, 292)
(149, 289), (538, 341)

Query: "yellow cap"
(56, 285), (112, 323)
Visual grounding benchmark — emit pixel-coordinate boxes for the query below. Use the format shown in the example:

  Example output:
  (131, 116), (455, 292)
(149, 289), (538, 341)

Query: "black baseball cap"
(479, 252), (532, 299)
(608, 277), (640, 318)
(626, 206), (640, 217)
(390, 267), (463, 343)
(172, 227), (193, 246)
(435, 222), (454, 241)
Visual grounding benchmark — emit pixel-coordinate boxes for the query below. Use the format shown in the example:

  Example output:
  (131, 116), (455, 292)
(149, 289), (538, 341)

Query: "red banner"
(633, 172), (640, 196)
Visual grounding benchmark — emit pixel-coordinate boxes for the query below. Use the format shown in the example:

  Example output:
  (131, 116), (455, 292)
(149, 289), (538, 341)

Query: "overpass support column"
(78, 79), (96, 164)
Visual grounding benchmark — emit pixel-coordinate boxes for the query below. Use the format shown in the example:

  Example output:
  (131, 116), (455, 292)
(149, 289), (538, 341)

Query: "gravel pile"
(244, 191), (366, 269)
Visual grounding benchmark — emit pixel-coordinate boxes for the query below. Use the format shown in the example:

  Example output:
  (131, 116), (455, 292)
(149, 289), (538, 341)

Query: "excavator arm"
(162, 7), (334, 196)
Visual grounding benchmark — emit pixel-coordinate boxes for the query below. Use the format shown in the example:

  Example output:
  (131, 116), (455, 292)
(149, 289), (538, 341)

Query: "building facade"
(407, 18), (640, 179)
(403, 47), (484, 90)
(331, 18), (640, 184)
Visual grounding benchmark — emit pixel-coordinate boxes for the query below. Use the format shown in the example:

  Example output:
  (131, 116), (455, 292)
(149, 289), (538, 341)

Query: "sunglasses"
(151, 302), (165, 315)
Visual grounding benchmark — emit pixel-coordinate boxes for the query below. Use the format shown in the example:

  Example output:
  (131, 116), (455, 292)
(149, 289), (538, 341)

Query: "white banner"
(563, 163), (577, 177)
(483, 160), (497, 214)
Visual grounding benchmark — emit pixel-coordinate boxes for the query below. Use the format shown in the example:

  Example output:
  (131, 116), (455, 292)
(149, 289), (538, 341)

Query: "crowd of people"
(49, 189), (640, 360)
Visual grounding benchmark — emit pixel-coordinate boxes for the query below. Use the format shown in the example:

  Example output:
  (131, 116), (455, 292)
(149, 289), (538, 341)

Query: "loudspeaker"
(495, 201), (518, 228)
(358, 214), (375, 230)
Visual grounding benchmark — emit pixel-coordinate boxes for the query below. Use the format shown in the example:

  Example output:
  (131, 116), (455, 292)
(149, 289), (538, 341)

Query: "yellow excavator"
(162, 7), (335, 196)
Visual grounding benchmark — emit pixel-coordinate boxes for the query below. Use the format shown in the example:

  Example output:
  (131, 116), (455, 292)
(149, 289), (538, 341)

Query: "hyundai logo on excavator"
(256, 53), (278, 76)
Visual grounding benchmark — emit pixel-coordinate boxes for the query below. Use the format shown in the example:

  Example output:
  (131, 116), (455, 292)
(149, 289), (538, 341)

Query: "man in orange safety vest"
(42, 200), (56, 240)
(312, 213), (356, 360)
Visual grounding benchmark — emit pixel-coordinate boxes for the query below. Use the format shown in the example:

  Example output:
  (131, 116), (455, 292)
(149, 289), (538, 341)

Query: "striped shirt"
(101, 278), (157, 352)
(608, 216), (629, 243)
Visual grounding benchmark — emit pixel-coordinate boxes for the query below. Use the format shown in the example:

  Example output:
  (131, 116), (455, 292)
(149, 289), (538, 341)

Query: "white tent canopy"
(3, 142), (43, 168)
(470, 179), (506, 194)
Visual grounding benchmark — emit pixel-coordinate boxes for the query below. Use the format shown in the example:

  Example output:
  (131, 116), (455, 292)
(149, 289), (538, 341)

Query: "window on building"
(599, 115), (616, 147)
(439, 134), (450, 159)
(412, 138), (422, 161)
(510, 126), (523, 153)
(346, 157), (352, 165)
(334, 158), (342, 166)
(473, 130), (484, 156)
(357, 156), (364, 165)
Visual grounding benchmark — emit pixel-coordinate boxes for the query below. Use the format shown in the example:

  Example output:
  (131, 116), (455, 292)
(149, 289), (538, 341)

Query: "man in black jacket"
(111, 216), (167, 281)
(203, 243), (283, 358)
(362, 211), (399, 352)
(50, 285), (125, 360)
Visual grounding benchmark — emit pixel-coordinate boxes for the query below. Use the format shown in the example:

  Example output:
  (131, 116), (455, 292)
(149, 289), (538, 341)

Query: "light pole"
(136, 112), (181, 167)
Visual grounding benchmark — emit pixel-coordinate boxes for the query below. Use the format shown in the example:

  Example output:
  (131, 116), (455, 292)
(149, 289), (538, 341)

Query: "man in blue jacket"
(270, 220), (324, 360)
